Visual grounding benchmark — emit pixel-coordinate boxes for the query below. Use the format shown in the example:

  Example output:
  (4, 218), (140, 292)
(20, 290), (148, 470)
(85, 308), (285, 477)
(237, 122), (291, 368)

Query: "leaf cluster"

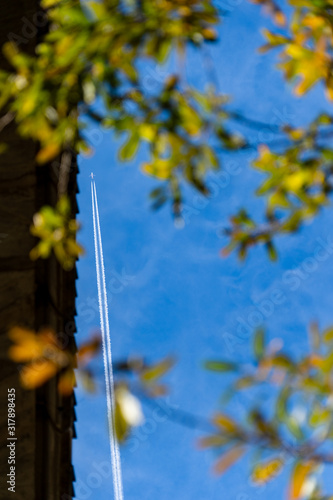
(203, 326), (333, 499)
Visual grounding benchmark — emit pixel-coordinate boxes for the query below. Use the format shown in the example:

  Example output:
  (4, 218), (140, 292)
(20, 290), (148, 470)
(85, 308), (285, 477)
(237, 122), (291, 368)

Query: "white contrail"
(91, 180), (124, 500)
(91, 181), (120, 499)
(93, 181), (124, 499)
(92, 180), (123, 500)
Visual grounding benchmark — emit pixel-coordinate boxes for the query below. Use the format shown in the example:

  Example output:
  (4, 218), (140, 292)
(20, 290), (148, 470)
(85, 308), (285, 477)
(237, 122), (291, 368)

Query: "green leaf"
(266, 241), (278, 261)
(309, 403), (330, 427)
(114, 386), (144, 442)
(321, 350), (333, 373)
(271, 354), (295, 372)
(316, 113), (333, 125)
(204, 360), (238, 372)
(57, 195), (70, 217)
(285, 415), (303, 440)
(156, 38), (172, 64)
(323, 327), (333, 343)
(276, 386), (290, 420)
(119, 132), (140, 161)
(114, 401), (129, 442)
(254, 328), (265, 361)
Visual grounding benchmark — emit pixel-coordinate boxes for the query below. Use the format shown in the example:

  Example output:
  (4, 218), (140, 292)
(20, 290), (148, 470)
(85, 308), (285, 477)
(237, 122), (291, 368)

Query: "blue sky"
(73, 2), (333, 499)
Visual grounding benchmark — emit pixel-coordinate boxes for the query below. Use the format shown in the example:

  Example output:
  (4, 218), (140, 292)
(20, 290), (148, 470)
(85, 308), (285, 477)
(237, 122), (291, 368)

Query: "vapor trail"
(91, 180), (124, 500)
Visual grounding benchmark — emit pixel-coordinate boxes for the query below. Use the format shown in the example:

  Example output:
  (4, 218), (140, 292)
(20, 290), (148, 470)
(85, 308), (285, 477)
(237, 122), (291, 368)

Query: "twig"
(0, 111), (14, 133)
(57, 148), (73, 196)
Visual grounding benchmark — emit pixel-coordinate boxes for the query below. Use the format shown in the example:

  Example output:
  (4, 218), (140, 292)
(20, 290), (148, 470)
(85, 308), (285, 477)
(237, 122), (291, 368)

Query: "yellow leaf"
(20, 95), (36, 116)
(140, 357), (175, 383)
(213, 412), (238, 433)
(36, 142), (61, 164)
(302, 14), (326, 30)
(56, 34), (76, 56)
(268, 191), (290, 209)
(289, 462), (314, 500)
(285, 44), (305, 59)
(326, 86), (333, 102)
(261, 29), (286, 46)
(252, 458), (284, 484)
(41, 0), (60, 6)
(294, 78), (315, 97)
(284, 172), (306, 192)
(286, 128), (304, 141)
(142, 159), (172, 180)
(213, 446), (245, 475)
(140, 124), (155, 142)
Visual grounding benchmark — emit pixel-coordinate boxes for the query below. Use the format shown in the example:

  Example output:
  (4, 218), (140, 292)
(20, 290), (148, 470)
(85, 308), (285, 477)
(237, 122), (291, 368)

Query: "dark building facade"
(0, 2), (78, 498)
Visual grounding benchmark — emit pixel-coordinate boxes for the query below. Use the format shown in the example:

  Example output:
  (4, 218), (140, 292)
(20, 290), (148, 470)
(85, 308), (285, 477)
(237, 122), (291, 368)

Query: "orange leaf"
(36, 142), (60, 164)
(146, 384), (168, 397)
(20, 359), (58, 389)
(214, 446), (245, 475)
(289, 462), (314, 500)
(197, 435), (226, 449)
(58, 369), (76, 396)
(8, 326), (61, 361)
(274, 11), (286, 27)
(78, 335), (101, 366)
(326, 87), (333, 102)
(8, 326), (44, 361)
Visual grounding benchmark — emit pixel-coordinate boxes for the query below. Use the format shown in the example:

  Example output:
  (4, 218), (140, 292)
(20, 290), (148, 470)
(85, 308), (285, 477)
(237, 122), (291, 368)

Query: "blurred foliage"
(7, 325), (174, 442)
(8, 326), (101, 395)
(113, 355), (175, 441)
(223, 113), (333, 260)
(259, 0), (333, 99)
(0, 0), (246, 263)
(202, 325), (333, 499)
(221, 0), (333, 260)
(250, 0), (286, 27)
(4, 2), (333, 498)
(0, 0), (221, 198)
(1, 0), (333, 264)
(29, 195), (83, 269)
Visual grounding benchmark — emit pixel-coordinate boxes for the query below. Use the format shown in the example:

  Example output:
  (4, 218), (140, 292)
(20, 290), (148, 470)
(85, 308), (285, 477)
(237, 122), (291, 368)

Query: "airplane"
(90, 172), (94, 179)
